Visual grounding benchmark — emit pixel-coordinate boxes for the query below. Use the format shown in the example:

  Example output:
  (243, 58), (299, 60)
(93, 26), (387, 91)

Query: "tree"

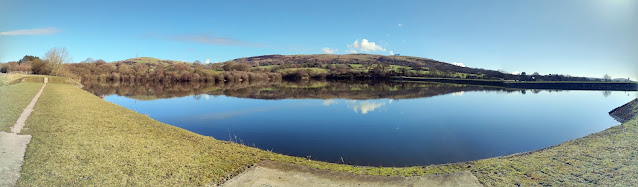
(603, 74), (611, 82)
(45, 47), (72, 76)
(31, 59), (52, 75)
(18, 55), (40, 65)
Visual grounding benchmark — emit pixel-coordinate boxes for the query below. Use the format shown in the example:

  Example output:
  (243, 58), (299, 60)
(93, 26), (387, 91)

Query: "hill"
(225, 54), (503, 79)
(114, 57), (190, 66)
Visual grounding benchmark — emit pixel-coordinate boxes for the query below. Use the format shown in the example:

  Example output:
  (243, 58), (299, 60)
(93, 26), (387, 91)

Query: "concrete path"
(0, 78), (46, 186)
(222, 160), (482, 187)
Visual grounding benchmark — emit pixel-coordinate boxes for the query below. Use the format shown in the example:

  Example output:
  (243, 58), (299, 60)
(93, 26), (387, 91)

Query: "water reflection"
(350, 100), (388, 114)
(322, 99), (338, 106)
(83, 80), (522, 101)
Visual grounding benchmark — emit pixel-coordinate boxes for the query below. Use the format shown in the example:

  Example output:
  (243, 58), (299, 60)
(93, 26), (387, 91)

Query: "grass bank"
(6, 78), (637, 186)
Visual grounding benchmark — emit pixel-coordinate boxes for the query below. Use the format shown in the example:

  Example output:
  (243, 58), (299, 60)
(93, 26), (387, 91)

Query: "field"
(2, 76), (636, 186)
(276, 67), (329, 74)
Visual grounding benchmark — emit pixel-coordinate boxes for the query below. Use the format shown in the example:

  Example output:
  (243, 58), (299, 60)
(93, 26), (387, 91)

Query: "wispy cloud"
(0, 27), (60, 36)
(321, 47), (338, 54)
(397, 23), (403, 27)
(168, 34), (264, 47)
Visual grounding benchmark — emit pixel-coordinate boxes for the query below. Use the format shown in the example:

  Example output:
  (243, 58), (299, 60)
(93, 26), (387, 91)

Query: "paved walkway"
(0, 78), (47, 186)
(223, 160), (482, 187)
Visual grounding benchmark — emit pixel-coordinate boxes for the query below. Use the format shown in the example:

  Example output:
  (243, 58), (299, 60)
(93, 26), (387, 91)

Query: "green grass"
(253, 65), (279, 69)
(20, 83), (268, 186)
(0, 82), (43, 132)
(277, 67), (329, 74)
(0, 74), (5, 87)
(5, 79), (636, 186)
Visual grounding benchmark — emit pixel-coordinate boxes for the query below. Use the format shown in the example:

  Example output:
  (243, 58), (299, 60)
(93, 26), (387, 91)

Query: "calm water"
(85, 81), (636, 166)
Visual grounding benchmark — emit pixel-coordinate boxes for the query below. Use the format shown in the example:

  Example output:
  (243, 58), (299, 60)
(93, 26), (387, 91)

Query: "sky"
(1, 0), (636, 80)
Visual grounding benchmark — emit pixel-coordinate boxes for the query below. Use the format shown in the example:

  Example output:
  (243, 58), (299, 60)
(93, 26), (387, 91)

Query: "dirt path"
(0, 78), (46, 186)
(222, 160), (482, 187)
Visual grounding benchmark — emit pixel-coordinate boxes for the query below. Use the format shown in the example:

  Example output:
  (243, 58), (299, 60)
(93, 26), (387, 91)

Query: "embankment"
(398, 77), (638, 91)
(609, 98), (638, 123)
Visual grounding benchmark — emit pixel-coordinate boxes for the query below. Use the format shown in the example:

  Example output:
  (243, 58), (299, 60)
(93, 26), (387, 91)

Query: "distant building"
(393, 54), (401, 56)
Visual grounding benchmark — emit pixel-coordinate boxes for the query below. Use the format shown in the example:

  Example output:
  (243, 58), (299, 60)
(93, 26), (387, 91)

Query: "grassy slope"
(471, 117), (638, 186)
(20, 83), (267, 186)
(239, 54), (489, 78)
(10, 79), (638, 186)
(0, 82), (43, 132)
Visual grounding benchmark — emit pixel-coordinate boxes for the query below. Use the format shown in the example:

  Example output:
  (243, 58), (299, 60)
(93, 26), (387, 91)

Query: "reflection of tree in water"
(603, 91), (612, 97)
(82, 80), (527, 100)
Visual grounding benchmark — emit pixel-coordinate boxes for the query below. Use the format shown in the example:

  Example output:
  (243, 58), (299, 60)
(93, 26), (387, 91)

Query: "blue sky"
(1, 0), (636, 80)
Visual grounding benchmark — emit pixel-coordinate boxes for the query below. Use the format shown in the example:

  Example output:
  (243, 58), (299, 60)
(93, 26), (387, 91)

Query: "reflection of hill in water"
(82, 80), (520, 100)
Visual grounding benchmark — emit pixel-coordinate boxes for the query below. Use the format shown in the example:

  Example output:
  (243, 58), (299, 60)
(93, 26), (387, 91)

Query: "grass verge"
(0, 82), (43, 132)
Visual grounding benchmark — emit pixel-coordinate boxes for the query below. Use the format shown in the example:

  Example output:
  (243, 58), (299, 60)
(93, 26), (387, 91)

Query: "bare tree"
(45, 47), (72, 76)
(603, 74), (612, 82)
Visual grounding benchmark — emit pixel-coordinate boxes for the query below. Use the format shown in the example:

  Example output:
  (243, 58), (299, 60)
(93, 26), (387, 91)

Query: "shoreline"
(396, 76), (638, 91)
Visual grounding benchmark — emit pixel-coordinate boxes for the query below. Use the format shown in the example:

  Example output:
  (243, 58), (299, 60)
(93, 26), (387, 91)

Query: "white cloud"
(0, 27), (60, 36)
(397, 23), (403, 27)
(321, 47), (338, 54)
(348, 39), (386, 53)
(205, 59), (211, 64)
(389, 51), (394, 55)
(511, 71), (521, 75)
(346, 49), (358, 54)
(451, 62), (466, 67)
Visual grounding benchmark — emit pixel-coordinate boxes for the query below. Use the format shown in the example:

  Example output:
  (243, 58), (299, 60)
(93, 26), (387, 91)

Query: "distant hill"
(225, 54), (505, 79)
(114, 57), (190, 66)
